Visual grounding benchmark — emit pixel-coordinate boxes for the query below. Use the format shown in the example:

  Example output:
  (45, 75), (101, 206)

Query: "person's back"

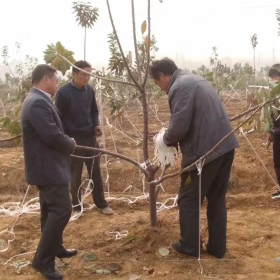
(165, 70), (239, 168)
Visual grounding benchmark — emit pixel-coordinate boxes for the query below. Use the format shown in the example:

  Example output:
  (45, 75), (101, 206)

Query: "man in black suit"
(21, 64), (77, 280)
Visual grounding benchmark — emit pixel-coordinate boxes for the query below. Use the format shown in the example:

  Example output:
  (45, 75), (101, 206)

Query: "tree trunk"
(253, 48), (255, 74)
(149, 182), (157, 227)
(84, 27), (86, 60)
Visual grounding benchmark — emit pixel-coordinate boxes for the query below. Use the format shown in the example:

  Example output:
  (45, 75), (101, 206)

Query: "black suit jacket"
(21, 88), (75, 186)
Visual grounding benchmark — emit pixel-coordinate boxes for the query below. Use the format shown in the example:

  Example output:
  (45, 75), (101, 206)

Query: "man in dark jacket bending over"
(149, 58), (239, 259)
(55, 60), (113, 215)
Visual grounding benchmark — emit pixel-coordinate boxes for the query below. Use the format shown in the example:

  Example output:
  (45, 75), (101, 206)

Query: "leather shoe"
(57, 248), (78, 258)
(32, 264), (63, 280)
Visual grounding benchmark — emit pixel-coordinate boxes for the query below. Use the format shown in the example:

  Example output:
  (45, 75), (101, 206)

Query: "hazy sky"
(0, 0), (279, 70)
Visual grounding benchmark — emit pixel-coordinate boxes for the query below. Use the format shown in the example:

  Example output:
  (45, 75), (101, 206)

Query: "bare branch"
(71, 153), (101, 159)
(76, 145), (148, 177)
(131, 0), (142, 84)
(230, 94), (280, 122)
(57, 54), (136, 88)
(143, 0), (151, 88)
(230, 103), (261, 122)
(0, 134), (22, 143)
(153, 170), (179, 185)
(106, 0), (142, 90)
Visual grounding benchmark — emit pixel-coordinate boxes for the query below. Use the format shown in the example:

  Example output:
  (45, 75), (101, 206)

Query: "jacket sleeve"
(29, 99), (75, 154)
(163, 84), (196, 146)
(90, 87), (100, 128)
(55, 88), (68, 119)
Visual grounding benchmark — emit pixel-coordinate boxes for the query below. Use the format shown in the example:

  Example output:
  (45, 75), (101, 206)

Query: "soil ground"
(1, 94), (280, 280)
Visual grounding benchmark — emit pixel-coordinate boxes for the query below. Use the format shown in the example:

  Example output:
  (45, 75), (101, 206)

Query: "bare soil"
(1, 94), (280, 280)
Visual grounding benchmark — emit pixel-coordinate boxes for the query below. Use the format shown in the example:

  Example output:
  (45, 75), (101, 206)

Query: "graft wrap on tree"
(153, 128), (178, 168)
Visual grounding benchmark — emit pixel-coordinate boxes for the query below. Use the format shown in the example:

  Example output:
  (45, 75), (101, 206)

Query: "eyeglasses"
(79, 72), (91, 78)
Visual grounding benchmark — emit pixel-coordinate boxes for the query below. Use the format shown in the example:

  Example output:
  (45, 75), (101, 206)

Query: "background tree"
(72, 1), (99, 60)
(276, 9), (280, 36)
(251, 34), (258, 74)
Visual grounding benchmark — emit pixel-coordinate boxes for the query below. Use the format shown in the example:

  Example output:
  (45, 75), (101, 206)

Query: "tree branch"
(106, 0), (142, 90)
(131, 0), (142, 84)
(230, 95), (280, 122)
(142, 0), (151, 88)
(57, 54), (136, 88)
(71, 153), (101, 159)
(76, 145), (148, 177)
(230, 103), (261, 122)
(0, 134), (22, 143)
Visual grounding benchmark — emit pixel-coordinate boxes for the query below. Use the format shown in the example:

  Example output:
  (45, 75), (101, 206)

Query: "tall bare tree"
(276, 9), (280, 36)
(72, 1), (99, 60)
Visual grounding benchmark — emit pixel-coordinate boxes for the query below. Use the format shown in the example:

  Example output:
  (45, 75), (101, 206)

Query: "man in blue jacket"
(21, 64), (77, 279)
(149, 58), (239, 259)
(55, 60), (113, 215)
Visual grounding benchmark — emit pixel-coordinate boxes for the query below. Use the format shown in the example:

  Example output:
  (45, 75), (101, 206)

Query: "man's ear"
(158, 72), (165, 79)
(43, 75), (49, 83)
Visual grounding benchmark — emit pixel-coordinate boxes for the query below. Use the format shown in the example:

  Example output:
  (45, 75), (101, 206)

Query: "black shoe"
(272, 191), (280, 200)
(32, 264), (63, 280)
(170, 242), (198, 258)
(206, 248), (225, 259)
(57, 249), (78, 258)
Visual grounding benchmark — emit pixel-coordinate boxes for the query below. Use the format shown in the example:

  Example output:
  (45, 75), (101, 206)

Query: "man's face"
(154, 73), (171, 92)
(73, 67), (92, 87)
(45, 73), (58, 96)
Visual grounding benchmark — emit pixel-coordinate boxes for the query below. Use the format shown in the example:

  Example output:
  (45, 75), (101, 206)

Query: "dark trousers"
(33, 184), (72, 269)
(70, 136), (108, 210)
(178, 150), (235, 258)
(272, 133), (280, 185)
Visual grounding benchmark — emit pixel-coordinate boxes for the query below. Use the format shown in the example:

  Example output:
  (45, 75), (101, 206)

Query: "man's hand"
(148, 131), (159, 142)
(71, 138), (76, 148)
(94, 126), (103, 137)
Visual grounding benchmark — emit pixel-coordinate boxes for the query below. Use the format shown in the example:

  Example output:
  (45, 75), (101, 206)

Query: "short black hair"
(72, 60), (92, 73)
(268, 64), (280, 78)
(149, 57), (178, 80)
(31, 64), (57, 84)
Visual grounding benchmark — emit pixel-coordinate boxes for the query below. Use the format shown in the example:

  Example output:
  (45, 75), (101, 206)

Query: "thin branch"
(57, 54), (136, 88)
(106, 0), (142, 90)
(230, 94), (280, 122)
(138, 0), (151, 165)
(0, 134), (22, 143)
(71, 153), (101, 159)
(230, 103), (261, 122)
(76, 144), (148, 177)
(142, 0), (151, 88)
(131, 0), (142, 84)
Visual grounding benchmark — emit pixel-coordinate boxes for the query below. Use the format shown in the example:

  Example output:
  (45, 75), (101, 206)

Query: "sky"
(0, 0), (279, 73)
